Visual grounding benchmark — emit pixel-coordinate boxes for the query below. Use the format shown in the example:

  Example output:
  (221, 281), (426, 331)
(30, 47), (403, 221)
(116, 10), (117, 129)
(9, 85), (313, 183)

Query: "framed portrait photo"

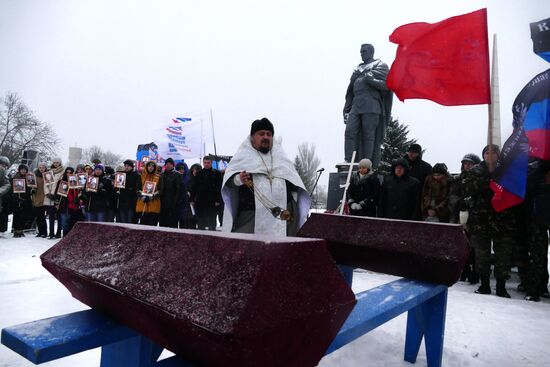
(86, 176), (99, 193)
(13, 179), (26, 194)
(76, 173), (88, 188)
(68, 174), (79, 189)
(57, 180), (69, 197)
(26, 173), (37, 188)
(43, 170), (55, 185)
(142, 181), (156, 197)
(114, 172), (126, 189)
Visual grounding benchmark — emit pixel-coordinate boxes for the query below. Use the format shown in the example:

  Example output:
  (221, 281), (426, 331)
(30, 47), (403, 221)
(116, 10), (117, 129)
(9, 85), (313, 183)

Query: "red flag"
(387, 8), (490, 106)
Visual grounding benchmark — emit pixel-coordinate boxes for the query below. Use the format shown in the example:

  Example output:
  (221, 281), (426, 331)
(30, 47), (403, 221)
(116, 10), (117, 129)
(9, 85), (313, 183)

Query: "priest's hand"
(239, 171), (251, 185)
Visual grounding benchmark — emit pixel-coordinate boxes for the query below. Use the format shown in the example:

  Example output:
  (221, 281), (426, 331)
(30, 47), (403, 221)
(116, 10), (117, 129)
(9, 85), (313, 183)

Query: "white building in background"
(68, 147), (82, 168)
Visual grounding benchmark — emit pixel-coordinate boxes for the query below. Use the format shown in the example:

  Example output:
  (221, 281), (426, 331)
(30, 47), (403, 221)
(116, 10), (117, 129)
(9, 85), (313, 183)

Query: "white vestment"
(221, 137), (311, 237)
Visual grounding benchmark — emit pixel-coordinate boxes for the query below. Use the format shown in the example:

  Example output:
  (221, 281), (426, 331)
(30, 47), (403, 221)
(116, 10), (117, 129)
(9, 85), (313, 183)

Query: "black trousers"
(159, 208), (178, 228)
(34, 206), (47, 235)
(196, 208), (217, 231)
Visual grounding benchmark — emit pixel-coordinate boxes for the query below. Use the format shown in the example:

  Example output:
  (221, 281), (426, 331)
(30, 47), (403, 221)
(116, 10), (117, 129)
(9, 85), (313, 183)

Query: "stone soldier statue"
(343, 44), (393, 167)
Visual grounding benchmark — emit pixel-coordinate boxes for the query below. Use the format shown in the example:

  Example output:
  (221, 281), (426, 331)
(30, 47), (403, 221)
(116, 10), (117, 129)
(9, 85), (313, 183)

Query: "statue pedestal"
(326, 163), (359, 211)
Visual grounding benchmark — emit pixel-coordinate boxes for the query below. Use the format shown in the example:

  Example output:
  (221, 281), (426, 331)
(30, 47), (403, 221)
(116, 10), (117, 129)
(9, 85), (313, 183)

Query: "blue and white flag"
(155, 115), (210, 160)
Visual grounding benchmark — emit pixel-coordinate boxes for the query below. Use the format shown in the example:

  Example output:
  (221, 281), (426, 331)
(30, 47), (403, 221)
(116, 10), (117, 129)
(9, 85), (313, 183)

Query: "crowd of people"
(347, 143), (550, 302)
(0, 155), (225, 241)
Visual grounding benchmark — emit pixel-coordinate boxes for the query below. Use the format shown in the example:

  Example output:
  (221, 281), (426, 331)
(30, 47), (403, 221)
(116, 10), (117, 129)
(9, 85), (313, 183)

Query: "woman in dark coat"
(82, 164), (113, 222)
(347, 158), (380, 217)
(11, 164), (33, 237)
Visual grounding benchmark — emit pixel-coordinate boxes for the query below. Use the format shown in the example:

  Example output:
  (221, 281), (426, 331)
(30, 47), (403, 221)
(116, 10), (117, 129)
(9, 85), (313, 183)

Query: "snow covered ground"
(1, 232), (549, 367)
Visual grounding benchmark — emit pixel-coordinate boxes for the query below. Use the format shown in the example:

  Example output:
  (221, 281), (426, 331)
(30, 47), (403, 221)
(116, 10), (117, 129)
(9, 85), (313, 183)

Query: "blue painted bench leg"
(404, 289), (447, 367)
(338, 265), (354, 287)
(100, 335), (163, 367)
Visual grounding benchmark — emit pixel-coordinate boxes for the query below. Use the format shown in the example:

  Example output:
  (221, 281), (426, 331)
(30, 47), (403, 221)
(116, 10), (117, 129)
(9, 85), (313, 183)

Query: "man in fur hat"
(221, 118), (310, 236)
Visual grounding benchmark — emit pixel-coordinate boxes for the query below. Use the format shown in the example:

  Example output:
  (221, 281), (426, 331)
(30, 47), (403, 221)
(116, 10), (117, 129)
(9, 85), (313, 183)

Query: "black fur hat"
(250, 118), (274, 136)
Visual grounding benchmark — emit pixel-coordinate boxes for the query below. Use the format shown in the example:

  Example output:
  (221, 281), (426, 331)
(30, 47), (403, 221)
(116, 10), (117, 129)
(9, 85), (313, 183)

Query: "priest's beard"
(259, 146), (271, 154)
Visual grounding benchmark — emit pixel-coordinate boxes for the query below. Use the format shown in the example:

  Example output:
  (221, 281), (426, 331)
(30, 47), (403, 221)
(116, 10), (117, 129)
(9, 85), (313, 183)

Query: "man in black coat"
(117, 159), (139, 223)
(159, 158), (181, 228)
(190, 156), (222, 230)
(404, 143), (432, 220)
(379, 158), (420, 220)
(405, 144), (432, 185)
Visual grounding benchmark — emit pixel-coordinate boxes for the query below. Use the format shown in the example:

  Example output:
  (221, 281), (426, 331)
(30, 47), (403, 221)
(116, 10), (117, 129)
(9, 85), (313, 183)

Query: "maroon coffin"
(298, 213), (470, 286)
(40, 222), (356, 367)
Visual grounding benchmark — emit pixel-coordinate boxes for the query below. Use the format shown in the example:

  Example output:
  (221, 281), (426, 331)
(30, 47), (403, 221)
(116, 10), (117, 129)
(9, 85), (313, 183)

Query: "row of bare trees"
(1, 92), (123, 168)
(82, 145), (122, 167)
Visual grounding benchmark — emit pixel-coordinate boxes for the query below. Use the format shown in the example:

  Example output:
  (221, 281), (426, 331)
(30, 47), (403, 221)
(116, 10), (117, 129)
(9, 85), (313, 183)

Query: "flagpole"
(487, 33), (497, 172)
(200, 118), (204, 161)
(210, 108), (218, 157)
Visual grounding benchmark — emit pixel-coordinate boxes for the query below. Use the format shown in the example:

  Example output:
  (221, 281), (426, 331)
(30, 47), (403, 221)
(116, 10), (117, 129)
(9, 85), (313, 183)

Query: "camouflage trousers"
(470, 232), (514, 280)
(524, 222), (549, 296)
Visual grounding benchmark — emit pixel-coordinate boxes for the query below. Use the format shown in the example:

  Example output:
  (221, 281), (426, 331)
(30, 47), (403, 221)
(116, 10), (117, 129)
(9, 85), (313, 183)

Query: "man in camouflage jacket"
(462, 145), (517, 298)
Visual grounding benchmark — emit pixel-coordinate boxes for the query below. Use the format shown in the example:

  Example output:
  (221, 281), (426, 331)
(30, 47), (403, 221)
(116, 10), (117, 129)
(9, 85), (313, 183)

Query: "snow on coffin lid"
(40, 222), (356, 367)
(298, 213), (470, 286)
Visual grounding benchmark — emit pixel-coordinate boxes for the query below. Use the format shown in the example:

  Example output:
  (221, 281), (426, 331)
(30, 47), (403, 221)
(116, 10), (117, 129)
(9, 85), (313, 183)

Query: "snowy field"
(1, 232), (549, 367)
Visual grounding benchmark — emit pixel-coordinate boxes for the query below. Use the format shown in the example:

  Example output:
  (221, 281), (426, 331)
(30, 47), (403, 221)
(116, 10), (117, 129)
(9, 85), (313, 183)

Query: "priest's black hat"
(250, 118), (274, 136)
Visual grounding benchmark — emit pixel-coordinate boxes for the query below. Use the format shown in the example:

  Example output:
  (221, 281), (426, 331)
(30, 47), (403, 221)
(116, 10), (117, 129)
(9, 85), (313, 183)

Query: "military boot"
(475, 275), (491, 295)
(496, 279), (511, 298)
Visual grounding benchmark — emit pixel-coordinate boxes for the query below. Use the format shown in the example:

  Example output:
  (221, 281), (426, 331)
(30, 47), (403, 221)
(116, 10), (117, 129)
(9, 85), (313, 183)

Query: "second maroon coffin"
(298, 213), (470, 286)
(40, 222), (356, 367)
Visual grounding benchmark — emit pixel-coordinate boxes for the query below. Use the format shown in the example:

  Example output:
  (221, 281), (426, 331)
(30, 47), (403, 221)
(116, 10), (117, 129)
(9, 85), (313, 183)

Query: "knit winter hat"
(94, 164), (105, 172)
(358, 158), (372, 170)
(432, 163), (448, 175)
(392, 158), (410, 170)
(52, 157), (63, 164)
(164, 157), (175, 166)
(123, 159), (135, 167)
(18, 164), (29, 172)
(250, 117), (274, 136)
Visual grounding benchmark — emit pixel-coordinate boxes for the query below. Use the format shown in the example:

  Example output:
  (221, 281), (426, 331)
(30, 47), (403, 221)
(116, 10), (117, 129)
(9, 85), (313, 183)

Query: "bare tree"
(83, 145), (103, 164)
(102, 151), (122, 167)
(294, 142), (321, 194)
(0, 92), (59, 164)
(83, 145), (122, 167)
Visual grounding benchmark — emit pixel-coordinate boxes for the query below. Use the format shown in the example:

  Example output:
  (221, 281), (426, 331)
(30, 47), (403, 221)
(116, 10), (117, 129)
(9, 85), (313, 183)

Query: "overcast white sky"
(1, 0), (549, 183)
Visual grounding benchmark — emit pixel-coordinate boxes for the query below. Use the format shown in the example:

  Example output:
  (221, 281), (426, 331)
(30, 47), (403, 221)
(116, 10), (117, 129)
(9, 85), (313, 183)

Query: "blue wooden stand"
(1, 273), (448, 367)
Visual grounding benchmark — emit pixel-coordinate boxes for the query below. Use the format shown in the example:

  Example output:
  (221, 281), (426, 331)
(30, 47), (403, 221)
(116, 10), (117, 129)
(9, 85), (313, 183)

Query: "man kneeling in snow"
(221, 118), (310, 236)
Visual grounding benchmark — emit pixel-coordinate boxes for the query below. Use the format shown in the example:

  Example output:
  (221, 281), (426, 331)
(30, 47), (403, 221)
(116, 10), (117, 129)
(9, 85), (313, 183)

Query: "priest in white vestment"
(221, 118), (311, 237)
